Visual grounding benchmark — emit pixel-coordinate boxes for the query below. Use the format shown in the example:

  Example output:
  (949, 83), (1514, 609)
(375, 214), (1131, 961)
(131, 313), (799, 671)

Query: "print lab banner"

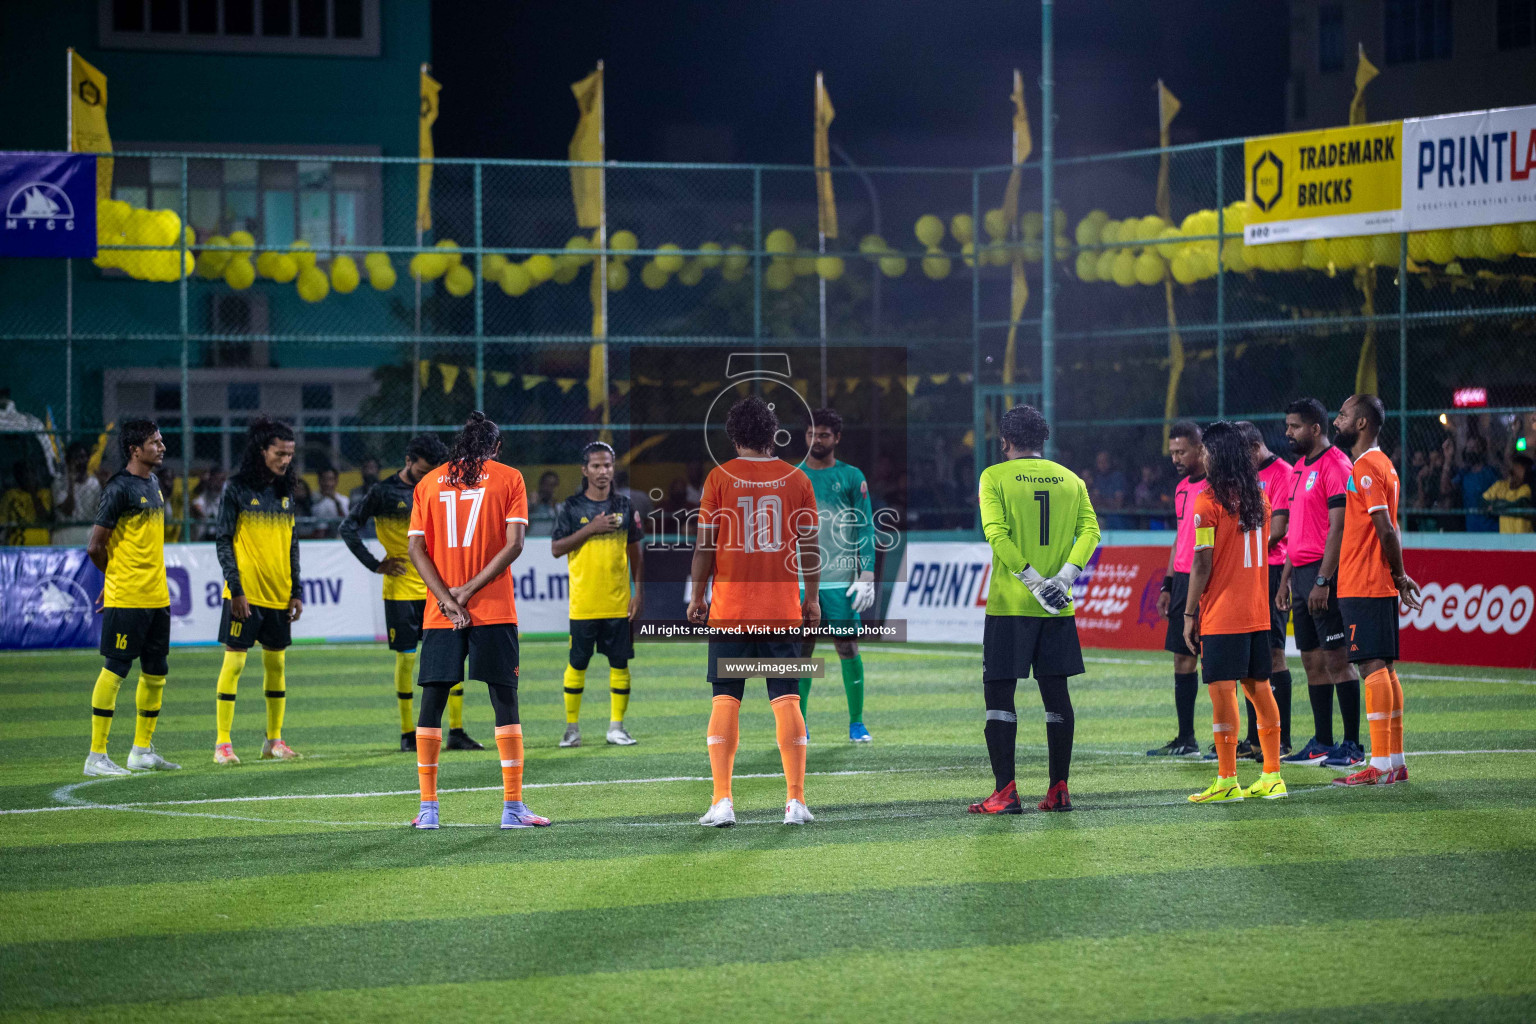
(0, 538), (572, 650)
(898, 542), (1536, 669)
(893, 543), (1170, 648)
(1243, 121), (1404, 243)
(1402, 104), (1536, 232)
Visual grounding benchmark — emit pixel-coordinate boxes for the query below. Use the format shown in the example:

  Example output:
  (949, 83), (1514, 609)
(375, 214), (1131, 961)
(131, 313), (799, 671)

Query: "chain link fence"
(1, 144), (1533, 542)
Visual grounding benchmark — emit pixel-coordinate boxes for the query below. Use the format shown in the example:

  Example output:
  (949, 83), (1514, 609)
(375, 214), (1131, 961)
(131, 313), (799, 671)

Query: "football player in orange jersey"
(406, 413), (549, 830)
(1331, 394), (1422, 787)
(1182, 422), (1287, 803)
(688, 396), (821, 827)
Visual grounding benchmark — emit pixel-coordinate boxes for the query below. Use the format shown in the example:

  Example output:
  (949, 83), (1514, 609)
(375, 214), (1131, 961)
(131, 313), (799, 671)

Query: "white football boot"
(698, 797), (736, 827)
(126, 745), (181, 771)
(83, 752), (131, 777)
(783, 799), (815, 825)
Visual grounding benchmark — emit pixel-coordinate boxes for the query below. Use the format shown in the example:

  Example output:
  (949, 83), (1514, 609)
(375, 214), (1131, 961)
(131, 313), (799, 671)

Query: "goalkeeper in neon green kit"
(798, 408), (879, 742)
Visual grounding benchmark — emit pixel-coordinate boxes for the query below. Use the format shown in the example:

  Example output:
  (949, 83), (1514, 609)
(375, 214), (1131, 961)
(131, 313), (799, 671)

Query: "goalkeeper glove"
(1050, 563), (1082, 604)
(845, 571), (876, 613)
(1014, 566), (1071, 613)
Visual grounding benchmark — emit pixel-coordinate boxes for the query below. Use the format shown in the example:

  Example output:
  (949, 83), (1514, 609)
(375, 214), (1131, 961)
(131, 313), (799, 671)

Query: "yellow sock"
(134, 674), (166, 748)
(90, 668), (125, 754)
(563, 664), (586, 724)
(448, 685), (464, 730)
(262, 649), (286, 740)
(610, 666), (631, 724)
(394, 652), (416, 733)
(215, 651), (246, 745)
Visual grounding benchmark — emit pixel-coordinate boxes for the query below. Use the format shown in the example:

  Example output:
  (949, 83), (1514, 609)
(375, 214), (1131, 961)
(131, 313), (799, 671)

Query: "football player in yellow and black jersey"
(551, 441), (644, 747)
(211, 418), (303, 765)
(83, 419), (181, 776)
(341, 433), (482, 752)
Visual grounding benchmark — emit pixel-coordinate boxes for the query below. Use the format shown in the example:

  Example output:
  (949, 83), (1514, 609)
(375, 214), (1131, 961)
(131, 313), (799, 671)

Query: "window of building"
(1384, 0), (1453, 63)
(1497, 0), (1534, 48)
(111, 153), (380, 253)
(1318, 4), (1346, 71)
(227, 382), (261, 410)
(100, 0), (378, 56)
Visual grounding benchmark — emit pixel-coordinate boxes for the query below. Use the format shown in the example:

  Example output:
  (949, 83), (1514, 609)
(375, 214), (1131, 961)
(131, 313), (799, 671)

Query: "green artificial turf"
(2, 640), (1534, 1022)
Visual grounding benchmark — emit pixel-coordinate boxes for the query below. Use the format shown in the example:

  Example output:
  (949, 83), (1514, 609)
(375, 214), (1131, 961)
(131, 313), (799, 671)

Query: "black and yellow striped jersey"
(94, 471), (168, 609)
(339, 472), (425, 601)
(552, 490), (643, 620)
(215, 477), (301, 609)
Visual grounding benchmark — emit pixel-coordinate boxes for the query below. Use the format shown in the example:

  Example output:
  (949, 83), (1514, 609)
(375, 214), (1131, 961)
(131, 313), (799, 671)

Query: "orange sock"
(707, 695), (741, 802)
(1387, 666), (1405, 760)
(417, 727), (441, 801)
(1242, 679), (1282, 773)
(1363, 667), (1392, 767)
(770, 693), (808, 803)
(1208, 680), (1239, 778)
(496, 724), (524, 801)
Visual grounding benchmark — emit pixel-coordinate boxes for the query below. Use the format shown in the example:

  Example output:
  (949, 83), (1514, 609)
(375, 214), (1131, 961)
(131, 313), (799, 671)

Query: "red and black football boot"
(967, 780), (1022, 814)
(1037, 780), (1073, 812)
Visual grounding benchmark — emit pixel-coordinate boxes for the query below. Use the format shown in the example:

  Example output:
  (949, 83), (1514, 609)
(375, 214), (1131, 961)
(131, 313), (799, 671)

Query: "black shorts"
(1290, 560), (1347, 652)
(569, 617), (634, 670)
(99, 606), (171, 672)
(385, 599), (426, 653)
(1339, 596), (1400, 664)
(982, 614), (1086, 680)
(1200, 630), (1272, 685)
(706, 638), (801, 700)
(418, 624), (520, 688)
(1267, 564), (1289, 649)
(1164, 572), (1194, 655)
(219, 600), (292, 651)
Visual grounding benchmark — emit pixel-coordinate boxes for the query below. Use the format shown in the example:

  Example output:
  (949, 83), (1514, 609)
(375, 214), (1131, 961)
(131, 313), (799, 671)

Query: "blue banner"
(0, 152), (97, 258)
(0, 548), (104, 650)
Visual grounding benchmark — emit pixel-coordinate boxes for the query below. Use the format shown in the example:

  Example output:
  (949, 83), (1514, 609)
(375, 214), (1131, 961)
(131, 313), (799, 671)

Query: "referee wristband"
(1161, 576), (1174, 594)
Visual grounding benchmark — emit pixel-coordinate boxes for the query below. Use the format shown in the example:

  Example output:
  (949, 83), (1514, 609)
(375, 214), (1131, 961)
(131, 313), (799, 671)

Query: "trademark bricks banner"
(897, 542), (1536, 670)
(0, 152), (97, 258)
(1402, 104), (1536, 232)
(1244, 121), (1404, 244)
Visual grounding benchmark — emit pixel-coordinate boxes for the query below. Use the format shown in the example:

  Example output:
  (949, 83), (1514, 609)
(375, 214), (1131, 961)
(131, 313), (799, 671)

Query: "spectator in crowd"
(1091, 449), (1130, 529)
(190, 467), (227, 541)
(1441, 435), (1500, 532)
(527, 470), (561, 537)
(1, 460), (52, 546)
(311, 467), (349, 538)
(52, 441), (102, 545)
(1132, 464), (1168, 528)
(291, 476), (317, 538)
(1484, 454), (1533, 534)
(660, 475), (697, 537)
(349, 457), (381, 539)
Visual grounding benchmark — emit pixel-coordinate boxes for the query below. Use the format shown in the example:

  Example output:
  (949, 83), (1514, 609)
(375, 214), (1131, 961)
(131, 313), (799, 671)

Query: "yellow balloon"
(764, 259), (795, 290)
(1133, 216), (1167, 246)
(982, 242), (1011, 267)
(640, 260), (670, 290)
(1473, 226), (1501, 260)
(223, 256), (255, 290)
(914, 215), (945, 248)
(677, 261), (705, 287)
(1449, 227), (1477, 258)
(921, 249), (952, 280)
(697, 241), (724, 269)
(1271, 241), (1304, 272)
(1155, 226), (1184, 259)
(606, 261), (630, 291)
(444, 263), (475, 297)
(269, 254), (298, 283)
(792, 251), (817, 276)
(409, 252), (448, 281)
(878, 254), (908, 277)
(1517, 222), (1536, 252)
(1370, 233), (1400, 267)
(949, 214), (974, 245)
(196, 237), (232, 279)
(1170, 251), (1197, 285)
(764, 229), (796, 255)
(1099, 219), (1121, 246)
(525, 253), (556, 284)
(609, 230), (639, 260)
(815, 255), (845, 280)
(961, 242), (976, 268)
(654, 243), (685, 273)
(297, 266), (330, 302)
(722, 245), (751, 275)
(983, 208), (1009, 241)
(1075, 216), (1101, 247)
(482, 253), (508, 280)
(1134, 250), (1165, 285)
(370, 264), (397, 292)
(434, 239), (462, 267)
(1406, 232), (1429, 262)
(330, 255), (360, 293)
(859, 234), (888, 259)
(228, 230), (256, 250)
(552, 260), (581, 285)
(499, 261), (532, 296)
(1111, 250), (1137, 287)
(1301, 238), (1329, 271)
(1423, 229), (1455, 264)
(289, 240), (316, 271)
(1221, 202), (1249, 235)
(1094, 248), (1118, 281)
(565, 235), (595, 267)
(1075, 251), (1098, 282)
(98, 199), (131, 235)
(1019, 211), (1044, 240)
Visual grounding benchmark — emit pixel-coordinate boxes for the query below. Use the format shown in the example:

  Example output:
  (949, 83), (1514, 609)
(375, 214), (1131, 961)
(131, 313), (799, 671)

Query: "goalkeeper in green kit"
(798, 409), (878, 742)
(969, 404), (1100, 813)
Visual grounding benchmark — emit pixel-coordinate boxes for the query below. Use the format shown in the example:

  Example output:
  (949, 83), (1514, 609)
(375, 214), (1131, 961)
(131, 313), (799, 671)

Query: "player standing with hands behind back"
(969, 404), (1099, 814)
(407, 413), (547, 830)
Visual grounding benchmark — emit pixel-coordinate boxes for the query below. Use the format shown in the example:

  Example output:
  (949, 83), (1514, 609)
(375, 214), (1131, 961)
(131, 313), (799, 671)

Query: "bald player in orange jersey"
(1332, 394), (1423, 787)
(1183, 421), (1288, 804)
(688, 396), (822, 827)
(406, 412), (549, 830)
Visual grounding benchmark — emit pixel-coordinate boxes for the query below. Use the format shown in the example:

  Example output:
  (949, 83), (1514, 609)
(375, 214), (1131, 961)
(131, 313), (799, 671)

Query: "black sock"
(1036, 674), (1075, 786)
(982, 678), (1018, 792)
(1271, 670), (1293, 747)
(1336, 676), (1361, 744)
(1175, 672), (1199, 741)
(1244, 694), (1259, 745)
(1308, 682), (1335, 747)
